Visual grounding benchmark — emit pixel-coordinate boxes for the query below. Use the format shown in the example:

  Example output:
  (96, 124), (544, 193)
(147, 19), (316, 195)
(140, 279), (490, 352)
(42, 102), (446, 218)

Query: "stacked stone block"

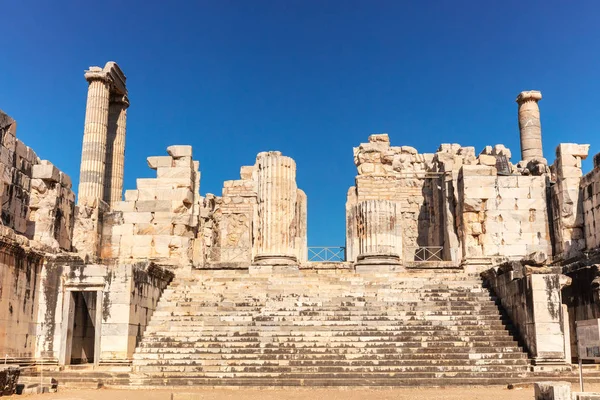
(458, 165), (552, 266)
(0, 227), (44, 361)
(551, 143), (590, 259)
(28, 161), (75, 250)
(216, 165), (257, 264)
(33, 256), (172, 365)
(482, 263), (572, 366)
(103, 145), (200, 268)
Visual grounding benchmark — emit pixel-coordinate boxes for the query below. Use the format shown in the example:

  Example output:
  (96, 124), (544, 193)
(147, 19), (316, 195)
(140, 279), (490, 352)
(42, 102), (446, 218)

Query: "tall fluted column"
(355, 200), (401, 265)
(517, 90), (543, 162)
(254, 151), (298, 265)
(104, 94), (129, 206)
(78, 68), (111, 203)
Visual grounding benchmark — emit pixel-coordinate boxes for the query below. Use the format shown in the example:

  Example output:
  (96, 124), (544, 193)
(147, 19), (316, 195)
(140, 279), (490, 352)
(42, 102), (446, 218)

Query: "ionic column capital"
(84, 67), (112, 84)
(516, 90), (542, 104)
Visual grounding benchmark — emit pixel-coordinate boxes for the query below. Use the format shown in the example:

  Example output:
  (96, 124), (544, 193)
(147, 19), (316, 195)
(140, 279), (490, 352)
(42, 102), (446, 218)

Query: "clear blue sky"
(2, 1), (599, 246)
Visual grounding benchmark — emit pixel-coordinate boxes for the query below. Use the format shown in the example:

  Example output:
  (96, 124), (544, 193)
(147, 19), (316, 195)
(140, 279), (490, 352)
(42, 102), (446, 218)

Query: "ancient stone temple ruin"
(3, 64), (600, 390)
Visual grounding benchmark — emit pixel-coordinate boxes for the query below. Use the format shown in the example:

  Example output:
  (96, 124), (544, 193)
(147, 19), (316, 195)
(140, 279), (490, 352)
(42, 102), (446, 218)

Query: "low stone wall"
(482, 262), (571, 365)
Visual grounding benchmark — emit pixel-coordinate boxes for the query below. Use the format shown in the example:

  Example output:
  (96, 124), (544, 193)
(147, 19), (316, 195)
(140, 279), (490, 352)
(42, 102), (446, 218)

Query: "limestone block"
(59, 172), (72, 188)
(136, 200), (171, 212)
(557, 143), (590, 159)
(534, 382), (571, 400)
(463, 197), (483, 212)
(157, 167), (193, 180)
(122, 212), (153, 224)
(368, 133), (389, 143)
(173, 156), (193, 168)
(113, 201), (135, 212)
(124, 190), (139, 202)
(167, 145), (193, 158)
(461, 165), (497, 176)
(464, 186), (497, 199)
(559, 166), (583, 179)
(478, 154), (497, 166)
(31, 163), (60, 182)
(147, 156), (173, 170)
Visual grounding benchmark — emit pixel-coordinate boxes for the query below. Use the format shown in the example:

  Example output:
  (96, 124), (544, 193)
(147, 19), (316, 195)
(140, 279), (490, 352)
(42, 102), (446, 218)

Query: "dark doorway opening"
(69, 291), (97, 364)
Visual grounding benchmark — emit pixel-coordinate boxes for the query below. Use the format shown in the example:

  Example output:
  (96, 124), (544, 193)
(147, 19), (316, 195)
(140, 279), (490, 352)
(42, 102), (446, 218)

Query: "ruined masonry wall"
(34, 257), (172, 363)
(0, 110), (75, 251)
(458, 166), (551, 261)
(551, 144), (589, 259)
(350, 134), (438, 261)
(0, 227), (44, 360)
(482, 264), (570, 363)
(217, 165), (257, 264)
(581, 155), (600, 251)
(102, 146), (201, 268)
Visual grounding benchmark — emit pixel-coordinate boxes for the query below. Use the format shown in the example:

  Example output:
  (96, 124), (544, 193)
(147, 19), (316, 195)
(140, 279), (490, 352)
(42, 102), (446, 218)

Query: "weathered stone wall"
(562, 263), (600, 360)
(0, 228), (44, 361)
(551, 144), (589, 260)
(0, 110), (75, 250)
(216, 165), (257, 264)
(482, 262), (571, 365)
(101, 262), (173, 362)
(28, 162), (75, 251)
(348, 134), (439, 262)
(34, 256), (172, 364)
(101, 145), (201, 268)
(581, 154), (600, 251)
(458, 166), (552, 265)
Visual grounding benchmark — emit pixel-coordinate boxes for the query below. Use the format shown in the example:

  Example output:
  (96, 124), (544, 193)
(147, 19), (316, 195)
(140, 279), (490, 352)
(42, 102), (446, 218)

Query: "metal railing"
(206, 246), (251, 263)
(308, 247), (346, 262)
(405, 246), (444, 262)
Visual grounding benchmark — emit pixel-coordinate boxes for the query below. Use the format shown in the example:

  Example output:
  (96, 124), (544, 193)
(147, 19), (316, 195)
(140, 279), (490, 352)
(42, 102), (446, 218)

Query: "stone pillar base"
(356, 253), (401, 266)
(253, 254), (297, 266)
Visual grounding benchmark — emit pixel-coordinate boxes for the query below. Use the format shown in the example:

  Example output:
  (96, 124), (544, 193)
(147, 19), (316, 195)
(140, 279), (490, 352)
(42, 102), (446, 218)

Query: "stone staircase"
(128, 268), (543, 386)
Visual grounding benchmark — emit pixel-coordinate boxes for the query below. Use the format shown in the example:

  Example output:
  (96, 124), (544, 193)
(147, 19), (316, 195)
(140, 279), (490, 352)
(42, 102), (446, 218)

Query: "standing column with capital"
(253, 151), (298, 265)
(104, 94), (129, 206)
(355, 199), (402, 266)
(78, 67), (111, 203)
(516, 90), (544, 162)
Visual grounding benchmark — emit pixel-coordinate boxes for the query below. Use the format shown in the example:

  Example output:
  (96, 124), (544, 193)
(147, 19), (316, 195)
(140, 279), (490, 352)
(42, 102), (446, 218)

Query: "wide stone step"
(137, 341), (520, 350)
(144, 323), (513, 331)
(150, 312), (506, 321)
(131, 355), (528, 364)
(155, 305), (498, 318)
(130, 371), (531, 380)
(140, 333), (517, 342)
(128, 376), (594, 387)
(142, 328), (514, 338)
(133, 364), (531, 373)
(135, 345), (524, 354)
(144, 322), (514, 331)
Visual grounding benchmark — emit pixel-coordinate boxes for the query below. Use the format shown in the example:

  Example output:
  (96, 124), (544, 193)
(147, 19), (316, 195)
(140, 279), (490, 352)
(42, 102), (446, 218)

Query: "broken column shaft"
(355, 199), (402, 265)
(517, 90), (544, 162)
(254, 151), (298, 265)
